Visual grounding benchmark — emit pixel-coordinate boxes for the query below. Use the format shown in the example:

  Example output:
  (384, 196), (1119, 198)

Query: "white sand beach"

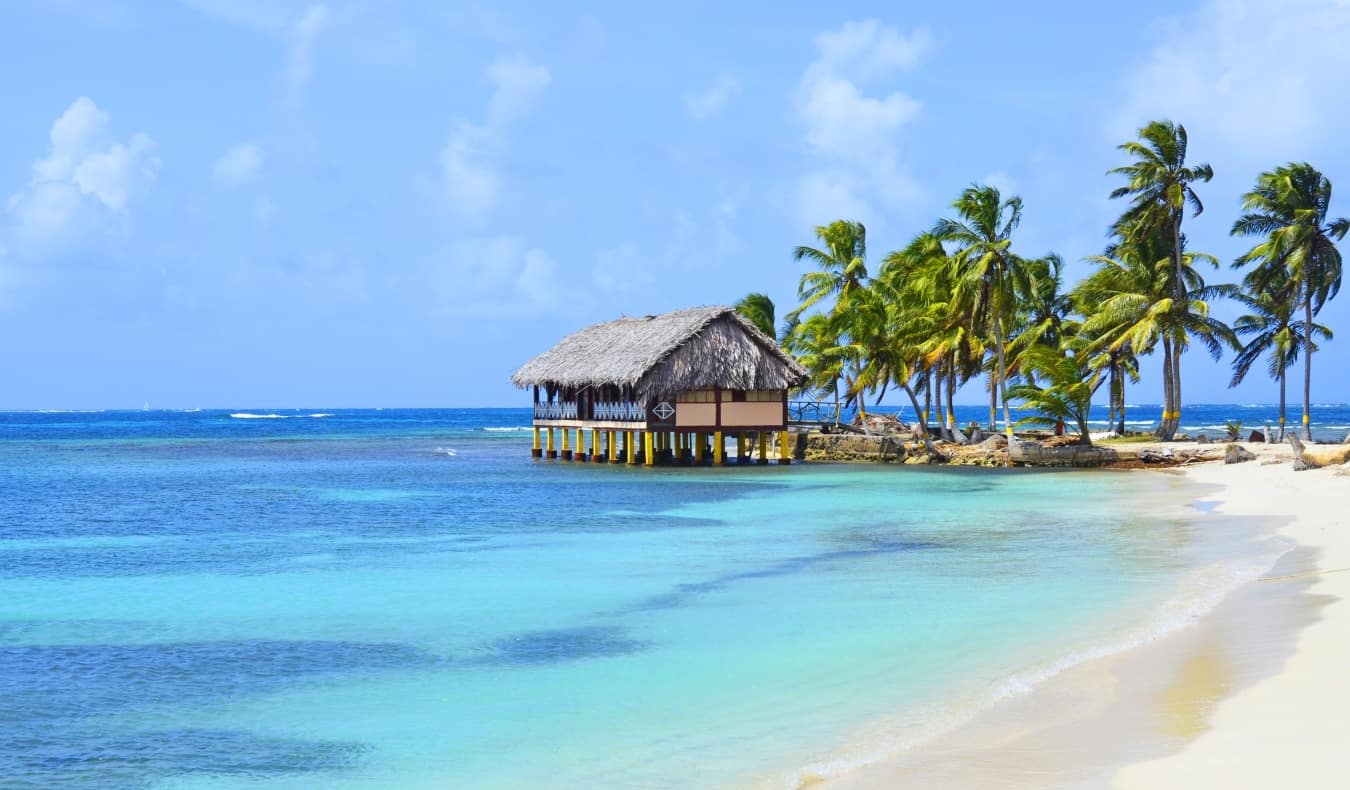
(1114, 448), (1350, 788)
(822, 442), (1350, 789)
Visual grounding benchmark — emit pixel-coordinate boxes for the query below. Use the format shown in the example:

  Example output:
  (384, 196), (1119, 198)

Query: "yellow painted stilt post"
(574, 428), (584, 460)
(606, 430), (615, 462)
(560, 427), (571, 460)
(714, 431), (725, 465)
(591, 429), (601, 463)
(644, 431), (655, 467)
(694, 432), (705, 463)
(532, 427), (542, 458)
(758, 431), (768, 464)
(779, 430), (792, 464)
(627, 432), (638, 465)
(545, 428), (556, 459)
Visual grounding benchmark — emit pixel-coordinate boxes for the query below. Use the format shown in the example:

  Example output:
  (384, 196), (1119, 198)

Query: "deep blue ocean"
(0, 406), (1310, 788)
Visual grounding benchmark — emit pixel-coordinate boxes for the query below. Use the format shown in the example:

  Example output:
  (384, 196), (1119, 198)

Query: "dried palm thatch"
(511, 306), (808, 403)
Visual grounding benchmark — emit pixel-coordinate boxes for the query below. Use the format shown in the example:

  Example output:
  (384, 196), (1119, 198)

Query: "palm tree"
(788, 220), (868, 321)
(1107, 120), (1213, 439)
(1076, 231), (1234, 437)
(1008, 339), (1102, 446)
(1228, 288), (1332, 441)
(734, 292), (776, 337)
(1231, 163), (1348, 440)
(781, 313), (844, 425)
(879, 232), (969, 440)
(933, 184), (1035, 438)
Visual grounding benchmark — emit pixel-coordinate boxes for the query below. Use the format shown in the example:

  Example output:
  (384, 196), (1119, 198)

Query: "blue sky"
(3, 0), (1349, 409)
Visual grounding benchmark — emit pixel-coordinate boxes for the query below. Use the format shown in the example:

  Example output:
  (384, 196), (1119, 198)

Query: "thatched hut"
(511, 305), (808, 465)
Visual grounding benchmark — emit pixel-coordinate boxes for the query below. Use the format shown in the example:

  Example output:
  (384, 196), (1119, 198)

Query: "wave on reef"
(229, 413), (288, 419)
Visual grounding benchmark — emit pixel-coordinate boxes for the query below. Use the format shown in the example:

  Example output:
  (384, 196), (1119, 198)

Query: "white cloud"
(1112, 0), (1350, 160)
(685, 73), (742, 120)
(793, 21), (931, 226)
(286, 4), (330, 95)
(213, 143), (264, 187)
(484, 55), (552, 125)
(434, 235), (573, 317)
(438, 55), (551, 222)
(982, 171), (1019, 196)
(5, 97), (160, 248)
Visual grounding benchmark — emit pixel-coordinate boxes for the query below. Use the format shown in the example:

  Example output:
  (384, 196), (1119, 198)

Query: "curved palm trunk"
(1303, 295), (1313, 441)
(902, 383), (945, 460)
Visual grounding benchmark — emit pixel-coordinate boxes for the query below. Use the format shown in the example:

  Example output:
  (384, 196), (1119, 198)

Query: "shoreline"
(807, 443), (1346, 788)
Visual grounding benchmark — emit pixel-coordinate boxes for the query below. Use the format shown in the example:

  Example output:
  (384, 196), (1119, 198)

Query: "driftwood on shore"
(1288, 435), (1350, 471)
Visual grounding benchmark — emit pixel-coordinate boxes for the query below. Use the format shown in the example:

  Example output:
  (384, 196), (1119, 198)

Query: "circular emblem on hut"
(653, 402), (675, 420)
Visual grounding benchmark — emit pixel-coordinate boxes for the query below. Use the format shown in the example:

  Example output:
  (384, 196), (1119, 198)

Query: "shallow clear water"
(0, 408), (1286, 788)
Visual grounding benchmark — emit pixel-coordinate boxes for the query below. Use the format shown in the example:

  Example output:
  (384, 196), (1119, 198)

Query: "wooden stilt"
(608, 430), (619, 462)
(532, 427), (542, 458)
(779, 430), (792, 464)
(627, 432), (638, 465)
(644, 431), (655, 467)
(758, 431), (768, 464)
(546, 428), (556, 459)
(714, 431), (724, 465)
(695, 432), (705, 464)
(560, 427), (571, 460)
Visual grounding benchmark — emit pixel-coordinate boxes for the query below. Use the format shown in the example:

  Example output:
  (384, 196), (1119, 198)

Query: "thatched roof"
(511, 305), (808, 402)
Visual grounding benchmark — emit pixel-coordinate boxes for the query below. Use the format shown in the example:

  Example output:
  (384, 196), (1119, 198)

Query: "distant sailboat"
(142, 401), (150, 411)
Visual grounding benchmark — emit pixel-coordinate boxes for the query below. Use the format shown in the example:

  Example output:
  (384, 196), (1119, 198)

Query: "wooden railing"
(534, 401), (645, 421)
(788, 400), (840, 425)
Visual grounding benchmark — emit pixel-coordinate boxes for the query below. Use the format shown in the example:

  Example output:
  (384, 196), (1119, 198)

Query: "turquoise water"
(1, 409), (1283, 788)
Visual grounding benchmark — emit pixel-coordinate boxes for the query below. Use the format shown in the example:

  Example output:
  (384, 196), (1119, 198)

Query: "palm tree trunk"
(1303, 294), (1313, 441)
(1278, 366), (1287, 442)
(1116, 356), (1127, 434)
(923, 374), (933, 434)
(1169, 342), (1183, 439)
(987, 374), (997, 431)
(1157, 338), (1174, 440)
(1107, 358), (1118, 434)
(995, 314), (1013, 439)
(946, 360), (958, 442)
(902, 384), (945, 460)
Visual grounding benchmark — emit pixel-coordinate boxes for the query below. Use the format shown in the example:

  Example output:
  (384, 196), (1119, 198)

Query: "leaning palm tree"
(733, 292), (776, 337)
(1107, 120), (1213, 439)
(933, 184), (1035, 438)
(1231, 163), (1348, 440)
(1228, 287), (1331, 441)
(788, 220), (868, 321)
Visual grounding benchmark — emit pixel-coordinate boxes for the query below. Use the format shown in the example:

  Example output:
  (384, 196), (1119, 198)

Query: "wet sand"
(820, 443), (1347, 788)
